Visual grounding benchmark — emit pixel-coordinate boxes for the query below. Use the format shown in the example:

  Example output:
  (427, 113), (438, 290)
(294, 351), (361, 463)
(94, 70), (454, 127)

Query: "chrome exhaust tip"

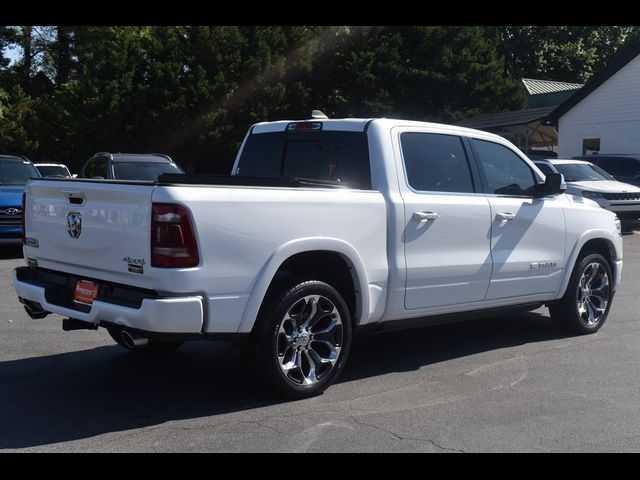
(22, 300), (49, 319)
(120, 329), (149, 349)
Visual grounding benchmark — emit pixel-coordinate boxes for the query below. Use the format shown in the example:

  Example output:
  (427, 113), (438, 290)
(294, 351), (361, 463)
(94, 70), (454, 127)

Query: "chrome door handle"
(496, 212), (516, 221)
(413, 211), (439, 222)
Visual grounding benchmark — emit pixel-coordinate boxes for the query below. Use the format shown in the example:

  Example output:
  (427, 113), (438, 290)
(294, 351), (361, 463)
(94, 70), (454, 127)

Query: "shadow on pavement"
(343, 310), (562, 382)
(0, 310), (564, 449)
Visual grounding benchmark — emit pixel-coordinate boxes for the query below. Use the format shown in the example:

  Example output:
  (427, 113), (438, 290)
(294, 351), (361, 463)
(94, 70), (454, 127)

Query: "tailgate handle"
(60, 188), (86, 206)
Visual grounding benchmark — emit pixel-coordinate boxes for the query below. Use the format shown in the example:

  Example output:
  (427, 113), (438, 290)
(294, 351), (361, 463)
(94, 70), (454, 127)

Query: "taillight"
(151, 203), (199, 268)
(21, 192), (26, 244)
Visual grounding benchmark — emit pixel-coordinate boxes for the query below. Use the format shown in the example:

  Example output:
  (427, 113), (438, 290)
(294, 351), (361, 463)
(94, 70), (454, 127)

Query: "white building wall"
(558, 54), (640, 158)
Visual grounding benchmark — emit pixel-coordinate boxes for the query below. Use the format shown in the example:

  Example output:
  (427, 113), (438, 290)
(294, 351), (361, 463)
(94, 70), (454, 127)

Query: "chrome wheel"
(276, 294), (343, 386)
(577, 262), (610, 327)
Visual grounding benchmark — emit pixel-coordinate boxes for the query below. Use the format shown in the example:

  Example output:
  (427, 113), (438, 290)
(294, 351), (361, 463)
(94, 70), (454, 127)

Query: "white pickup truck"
(13, 117), (623, 398)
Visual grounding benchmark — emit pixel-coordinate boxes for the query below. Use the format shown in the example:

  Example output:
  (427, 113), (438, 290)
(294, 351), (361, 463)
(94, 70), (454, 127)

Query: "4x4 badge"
(67, 212), (82, 239)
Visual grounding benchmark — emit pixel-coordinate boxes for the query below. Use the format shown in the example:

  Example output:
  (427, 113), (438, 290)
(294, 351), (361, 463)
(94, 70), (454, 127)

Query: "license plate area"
(73, 279), (99, 305)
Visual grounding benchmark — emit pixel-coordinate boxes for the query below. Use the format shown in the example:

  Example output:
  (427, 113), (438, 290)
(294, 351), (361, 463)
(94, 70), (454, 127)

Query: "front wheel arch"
(557, 236), (618, 300)
(550, 253), (613, 335)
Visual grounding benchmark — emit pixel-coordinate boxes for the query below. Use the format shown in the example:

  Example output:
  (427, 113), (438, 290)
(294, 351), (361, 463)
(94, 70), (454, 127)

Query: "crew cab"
(13, 117), (623, 398)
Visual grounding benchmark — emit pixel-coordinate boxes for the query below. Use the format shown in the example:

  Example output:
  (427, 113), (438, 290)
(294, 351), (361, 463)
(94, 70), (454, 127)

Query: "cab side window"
(400, 132), (475, 193)
(472, 139), (537, 195)
(82, 161), (94, 178)
(84, 158), (108, 178)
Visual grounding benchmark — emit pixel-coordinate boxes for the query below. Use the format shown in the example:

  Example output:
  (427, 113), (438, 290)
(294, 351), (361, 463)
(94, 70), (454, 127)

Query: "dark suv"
(572, 154), (640, 187)
(79, 153), (184, 181)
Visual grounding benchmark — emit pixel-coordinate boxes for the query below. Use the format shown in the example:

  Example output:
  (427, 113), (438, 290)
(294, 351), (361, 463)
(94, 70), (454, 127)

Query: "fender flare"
(237, 237), (370, 333)
(557, 229), (621, 298)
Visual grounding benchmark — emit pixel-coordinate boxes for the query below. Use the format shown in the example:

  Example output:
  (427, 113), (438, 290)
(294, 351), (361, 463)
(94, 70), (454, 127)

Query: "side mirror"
(534, 173), (566, 197)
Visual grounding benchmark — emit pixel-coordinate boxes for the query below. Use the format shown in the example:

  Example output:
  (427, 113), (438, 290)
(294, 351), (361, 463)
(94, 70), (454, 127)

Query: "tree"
(0, 27), (17, 71)
(388, 26), (526, 120)
(489, 26), (639, 83)
(303, 26), (525, 122)
(52, 26), (74, 85)
(0, 85), (39, 154)
(2, 25), (638, 173)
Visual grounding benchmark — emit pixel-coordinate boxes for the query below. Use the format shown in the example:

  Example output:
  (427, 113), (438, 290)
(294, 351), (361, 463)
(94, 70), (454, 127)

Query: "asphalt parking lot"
(2, 231), (640, 452)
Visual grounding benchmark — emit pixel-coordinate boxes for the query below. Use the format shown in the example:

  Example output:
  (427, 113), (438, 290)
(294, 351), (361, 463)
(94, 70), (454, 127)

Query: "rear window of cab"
(237, 130), (372, 189)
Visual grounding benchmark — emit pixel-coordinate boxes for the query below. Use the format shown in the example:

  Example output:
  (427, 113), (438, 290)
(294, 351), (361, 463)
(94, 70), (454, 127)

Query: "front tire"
(253, 280), (352, 399)
(550, 253), (613, 334)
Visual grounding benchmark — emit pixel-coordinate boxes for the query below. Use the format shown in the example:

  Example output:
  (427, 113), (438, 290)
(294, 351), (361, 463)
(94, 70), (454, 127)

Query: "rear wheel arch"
(255, 250), (362, 332)
(238, 239), (375, 334)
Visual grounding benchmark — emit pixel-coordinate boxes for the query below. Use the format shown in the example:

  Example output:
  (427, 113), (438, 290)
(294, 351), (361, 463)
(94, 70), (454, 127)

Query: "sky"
(2, 45), (20, 66)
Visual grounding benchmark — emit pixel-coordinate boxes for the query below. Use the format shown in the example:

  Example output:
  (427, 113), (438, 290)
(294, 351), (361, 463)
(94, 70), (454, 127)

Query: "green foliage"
(0, 85), (39, 154)
(488, 26), (637, 83)
(0, 26), (637, 173)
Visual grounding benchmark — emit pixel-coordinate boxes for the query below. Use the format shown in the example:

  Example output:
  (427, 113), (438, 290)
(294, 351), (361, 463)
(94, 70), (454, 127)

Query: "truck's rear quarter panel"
(153, 185), (387, 332)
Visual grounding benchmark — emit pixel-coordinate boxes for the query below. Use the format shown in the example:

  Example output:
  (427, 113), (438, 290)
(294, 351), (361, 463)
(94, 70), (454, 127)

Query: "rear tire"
(106, 326), (183, 353)
(549, 253), (613, 335)
(252, 280), (352, 399)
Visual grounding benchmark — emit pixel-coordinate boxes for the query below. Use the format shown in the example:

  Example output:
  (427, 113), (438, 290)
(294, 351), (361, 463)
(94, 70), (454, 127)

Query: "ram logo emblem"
(66, 212), (82, 239)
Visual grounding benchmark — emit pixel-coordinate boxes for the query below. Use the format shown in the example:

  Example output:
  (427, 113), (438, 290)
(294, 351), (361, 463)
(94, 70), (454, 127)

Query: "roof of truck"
(92, 153), (174, 163)
(0, 155), (29, 162)
(251, 118), (509, 143)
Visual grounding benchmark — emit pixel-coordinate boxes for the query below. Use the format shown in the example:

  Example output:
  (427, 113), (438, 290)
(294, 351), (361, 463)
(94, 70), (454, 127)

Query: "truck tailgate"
(24, 179), (155, 289)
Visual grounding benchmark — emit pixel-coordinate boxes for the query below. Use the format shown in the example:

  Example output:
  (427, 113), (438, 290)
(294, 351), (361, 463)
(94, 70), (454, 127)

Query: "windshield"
(112, 162), (184, 180)
(0, 160), (41, 185)
(553, 163), (614, 182)
(36, 165), (71, 178)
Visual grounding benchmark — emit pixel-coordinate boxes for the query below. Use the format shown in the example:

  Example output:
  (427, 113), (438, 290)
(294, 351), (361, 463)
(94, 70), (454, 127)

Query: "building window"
(583, 138), (601, 155)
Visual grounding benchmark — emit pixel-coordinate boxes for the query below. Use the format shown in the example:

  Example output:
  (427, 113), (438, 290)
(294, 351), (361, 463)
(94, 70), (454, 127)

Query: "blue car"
(0, 155), (41, 245)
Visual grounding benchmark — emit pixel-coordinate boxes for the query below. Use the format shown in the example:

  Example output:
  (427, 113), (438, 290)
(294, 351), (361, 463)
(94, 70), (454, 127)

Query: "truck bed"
(21, 178), (388, 333)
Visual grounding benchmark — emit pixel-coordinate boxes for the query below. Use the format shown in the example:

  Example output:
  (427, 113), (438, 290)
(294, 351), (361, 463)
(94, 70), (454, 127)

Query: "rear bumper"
(12, 267), (203, 333)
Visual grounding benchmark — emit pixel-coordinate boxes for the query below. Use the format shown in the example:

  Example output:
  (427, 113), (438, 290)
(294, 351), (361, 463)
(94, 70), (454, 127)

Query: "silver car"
(535, 159), (640, 220)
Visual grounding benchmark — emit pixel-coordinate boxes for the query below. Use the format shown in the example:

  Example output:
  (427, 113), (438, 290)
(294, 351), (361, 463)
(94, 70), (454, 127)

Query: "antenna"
(311, 110), (329, 119)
